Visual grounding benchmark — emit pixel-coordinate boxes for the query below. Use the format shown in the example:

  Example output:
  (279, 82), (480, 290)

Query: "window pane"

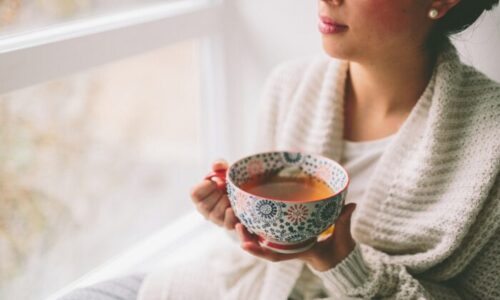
(0, 0), (204, 37)
(0, 39), (201, 299)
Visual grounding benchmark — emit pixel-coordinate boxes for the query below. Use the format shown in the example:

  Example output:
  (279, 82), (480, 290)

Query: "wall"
(221, 1), (500, 160)
(453, 7), (500, 80)
(221, 0), (321, 160)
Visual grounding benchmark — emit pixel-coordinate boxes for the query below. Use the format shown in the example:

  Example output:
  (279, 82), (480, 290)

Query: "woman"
(62, 0), (499, 299)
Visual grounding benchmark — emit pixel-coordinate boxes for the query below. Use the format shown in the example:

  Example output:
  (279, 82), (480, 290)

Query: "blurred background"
(0, 0), (499, 299)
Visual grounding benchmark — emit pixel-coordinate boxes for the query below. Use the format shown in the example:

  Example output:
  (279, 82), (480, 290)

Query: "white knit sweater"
(139, 44), (500, 300)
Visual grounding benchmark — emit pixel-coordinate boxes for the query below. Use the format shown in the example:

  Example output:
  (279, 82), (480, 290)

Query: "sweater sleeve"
(310, 245), (459, 299)
(252, 60), (306, 153)
(252, 67), (285, 152)
(311, 237), (500, 300)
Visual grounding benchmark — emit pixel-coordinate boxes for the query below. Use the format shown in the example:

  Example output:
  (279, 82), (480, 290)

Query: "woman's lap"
(59, 274), (145, 300)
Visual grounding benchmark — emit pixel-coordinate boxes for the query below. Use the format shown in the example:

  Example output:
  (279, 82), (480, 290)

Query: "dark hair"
(428, 0), (499, 51)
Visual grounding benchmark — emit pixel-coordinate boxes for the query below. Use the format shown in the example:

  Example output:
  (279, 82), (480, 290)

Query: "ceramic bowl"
(220, 151), (349, 253)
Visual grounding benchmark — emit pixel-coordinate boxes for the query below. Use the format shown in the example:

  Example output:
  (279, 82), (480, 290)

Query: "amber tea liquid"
(239, 170), (334, 201)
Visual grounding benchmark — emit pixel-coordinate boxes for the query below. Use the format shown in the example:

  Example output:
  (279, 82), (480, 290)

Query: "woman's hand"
(235, 203), (357, 271)
(190, 160), (238, 230)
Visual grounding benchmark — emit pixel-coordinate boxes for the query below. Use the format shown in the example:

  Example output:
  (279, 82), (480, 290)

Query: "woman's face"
(318, 0), (434, 62)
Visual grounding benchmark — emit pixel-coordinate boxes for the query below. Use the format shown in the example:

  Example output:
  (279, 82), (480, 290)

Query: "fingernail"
(212, 177), (224, 184)
(214, 158), (228, 165)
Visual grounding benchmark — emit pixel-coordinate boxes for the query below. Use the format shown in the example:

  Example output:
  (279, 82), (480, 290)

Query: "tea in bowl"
(207, 151), (349, 254)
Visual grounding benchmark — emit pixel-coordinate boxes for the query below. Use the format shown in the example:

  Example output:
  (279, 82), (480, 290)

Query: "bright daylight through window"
(0, 1), (210, 299)
(0, 0), (187, 36)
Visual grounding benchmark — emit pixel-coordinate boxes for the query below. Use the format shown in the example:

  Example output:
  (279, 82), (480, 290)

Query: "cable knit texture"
(139, 44), (499, 300)
(256, 42), (500, 299)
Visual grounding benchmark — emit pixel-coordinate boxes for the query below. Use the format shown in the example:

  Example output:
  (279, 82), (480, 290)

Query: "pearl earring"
(429, 8), (439, 19)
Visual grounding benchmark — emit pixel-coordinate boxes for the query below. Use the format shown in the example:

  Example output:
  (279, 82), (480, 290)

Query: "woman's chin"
(322, 40), (355, 60)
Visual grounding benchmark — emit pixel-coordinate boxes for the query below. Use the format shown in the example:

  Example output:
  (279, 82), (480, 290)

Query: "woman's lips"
(318, 16), (348, 34)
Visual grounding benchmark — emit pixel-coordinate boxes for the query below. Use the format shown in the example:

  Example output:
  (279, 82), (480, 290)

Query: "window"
(0, 1), (227, 299)
(0, 0), (191, 37)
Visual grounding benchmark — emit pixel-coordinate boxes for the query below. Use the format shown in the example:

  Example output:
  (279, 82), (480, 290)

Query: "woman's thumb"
(336, 203), (356, 228)
(212, 159), (228, 171)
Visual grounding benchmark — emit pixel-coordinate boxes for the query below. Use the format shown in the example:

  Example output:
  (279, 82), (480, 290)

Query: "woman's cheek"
(356, 1), (413, 37)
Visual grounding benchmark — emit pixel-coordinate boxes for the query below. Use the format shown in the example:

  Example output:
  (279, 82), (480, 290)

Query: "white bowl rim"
(226, 150), (350, 204)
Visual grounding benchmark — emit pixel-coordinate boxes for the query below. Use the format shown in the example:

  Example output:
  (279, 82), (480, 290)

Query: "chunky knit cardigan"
(138, 44), (500, 300)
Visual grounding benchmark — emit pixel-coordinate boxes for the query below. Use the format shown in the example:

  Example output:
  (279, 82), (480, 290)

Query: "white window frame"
(0, 0), (231, 171)
(1, 0), (219, 91)
(0, 0), (232, 297)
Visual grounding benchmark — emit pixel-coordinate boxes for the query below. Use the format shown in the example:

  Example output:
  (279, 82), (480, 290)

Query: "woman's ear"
(428, 0), (461, 19)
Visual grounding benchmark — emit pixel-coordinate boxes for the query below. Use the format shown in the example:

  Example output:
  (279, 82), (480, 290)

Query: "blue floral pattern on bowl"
(226, 151), (349, 254)
(253, 200), (282, 222)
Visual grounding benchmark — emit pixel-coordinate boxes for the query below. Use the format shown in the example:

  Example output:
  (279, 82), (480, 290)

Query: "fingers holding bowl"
(190, 179), (218, 204)
(224, 207), (238, 230)
(235, 224), (300, 262)
(208, 195), (231, 226)
(212, 159), (228, 172)
(194, 187), (224, 219)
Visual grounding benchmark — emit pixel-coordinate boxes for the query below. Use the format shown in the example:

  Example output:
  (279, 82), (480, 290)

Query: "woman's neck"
(347, 49), (435, 116)
(343, 49), (435, 141)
